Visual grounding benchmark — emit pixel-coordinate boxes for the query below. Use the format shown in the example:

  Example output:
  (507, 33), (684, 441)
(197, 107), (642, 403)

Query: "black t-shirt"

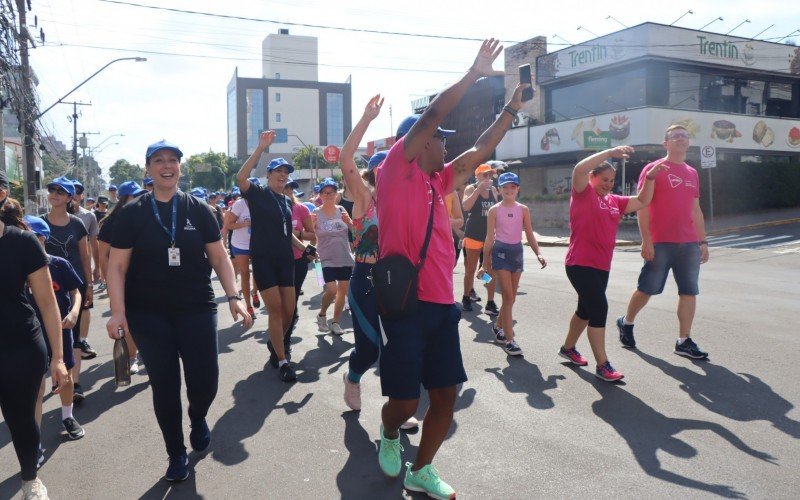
(93, 210), (107, 223)
(243, 182), (293, 261)
(43, 213), (88, 280)
(28, 255), (83, 331)
(111, 191), (222, 313)
(0, 225), (49, 343)
(97, 213), (116, 244)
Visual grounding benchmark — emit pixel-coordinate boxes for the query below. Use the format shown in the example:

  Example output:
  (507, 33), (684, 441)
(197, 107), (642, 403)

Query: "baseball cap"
(486, 160), (508, 172)
(71, 179), (85, 194)
(47, 176), (76, 196)
(312, 184), (321, 194)
(143, 176), (154, 186)
(86, 197), (96, 203)
(24, 215), (50, 241)
(190, 187), (206, 199)
(146, 140), (183, 160)
(108, 184), (118, 191)
(498, 172), (520, 186)
(118, 181), (142, 197)
(286, 177), (299, 189)
(248, 177), (262, 187)
(318, 177), (338, 191)
(267, 157), (294, 173)
(294, 190), (305, 198)
(231, 186), (241, 196)
(368, 151), (388, 172)
(96, 195), (109, 203)
(395, 114), (455, 139)
(474, 164), (495, 176)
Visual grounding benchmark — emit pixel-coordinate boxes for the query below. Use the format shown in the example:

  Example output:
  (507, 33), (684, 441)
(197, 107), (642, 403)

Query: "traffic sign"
(700, 144), (717, 169)
(323, 145), (340, 163)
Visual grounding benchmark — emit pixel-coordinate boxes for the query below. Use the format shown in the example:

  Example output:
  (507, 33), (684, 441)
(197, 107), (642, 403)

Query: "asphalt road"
(707, 222), (800, 251)
(2, 244), (799, 499)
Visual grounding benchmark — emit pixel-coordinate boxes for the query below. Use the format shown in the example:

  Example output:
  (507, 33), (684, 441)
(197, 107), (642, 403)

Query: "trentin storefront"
(496, 22), (800, 218)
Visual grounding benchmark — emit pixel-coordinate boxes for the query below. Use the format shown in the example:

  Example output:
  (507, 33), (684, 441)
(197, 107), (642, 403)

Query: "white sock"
(677, 337), (688, 345)
(278, 360), (288, 367)
(61, 405), (73, 420)
(623, 317), (634, 325)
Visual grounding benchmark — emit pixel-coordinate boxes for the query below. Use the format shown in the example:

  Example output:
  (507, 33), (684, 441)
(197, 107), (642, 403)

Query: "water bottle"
(113, 329), (131, 387)
(314, 260), (325, 286)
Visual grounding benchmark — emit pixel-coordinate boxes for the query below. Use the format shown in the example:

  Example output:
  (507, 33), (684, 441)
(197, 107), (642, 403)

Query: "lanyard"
(149, 193), (178, 247)
(269, 189), (290, 235)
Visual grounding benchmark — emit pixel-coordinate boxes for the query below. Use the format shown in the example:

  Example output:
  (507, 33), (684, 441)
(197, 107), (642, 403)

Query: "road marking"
(708, 235), (765, 246)
(722, 236), (792, 248)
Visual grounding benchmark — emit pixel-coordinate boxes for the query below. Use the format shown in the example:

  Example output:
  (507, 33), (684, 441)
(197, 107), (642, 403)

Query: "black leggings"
(289, 257), (310, 338)
(565, 265), (610, 328)
(73, 283), (89, 343)
(0, 335), (47, 481)
(128, 310), (218, 458)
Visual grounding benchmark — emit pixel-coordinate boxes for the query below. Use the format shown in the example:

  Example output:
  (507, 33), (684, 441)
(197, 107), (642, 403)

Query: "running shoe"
(492, 326), (508, 345)
(343, 372), (361, 411)
(558, 346), (588, 366)
(378, 425), (403, 478)
(595, 361), (624, 382)
(74, 339), (97, 360)
(616, 316), (636, 349)
(469, 289), (481, 302)
(279, 363), (297, 383)
(461, 295), (473, 312)
(484, 300), (499, 316)
(247, 306), (256, 320)
(36, 444), (45, 470)
(165, 453), (189, 482)
(330, 321), (345, 336)
(129, 357), (140, 375)
(400, 416), (420, 431)
(21, 478), (48, 500)
(674, 337), (709, 359)
(504, 340), (523, 356)
(252, 290), (260, 308)
(72, 383), (85, 404)
(190, 418), (211, 452)
(317, 314), (330, 332)
(62, 417), (85, 440)
(403, 462), (456, 500)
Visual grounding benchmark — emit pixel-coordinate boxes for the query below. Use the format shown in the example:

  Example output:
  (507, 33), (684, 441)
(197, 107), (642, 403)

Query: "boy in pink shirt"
(617, 125), (710, 360)
(374, 39), (527, 499)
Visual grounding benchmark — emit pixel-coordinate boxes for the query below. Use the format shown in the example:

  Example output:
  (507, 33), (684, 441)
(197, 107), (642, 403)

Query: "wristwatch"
(227, 295), (242, 302)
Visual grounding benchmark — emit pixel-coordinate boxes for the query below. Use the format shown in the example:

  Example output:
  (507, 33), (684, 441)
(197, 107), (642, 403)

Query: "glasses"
(47, 186), (68, 195)
(667, 131), (690, 140)
(433, 135), (447, 147)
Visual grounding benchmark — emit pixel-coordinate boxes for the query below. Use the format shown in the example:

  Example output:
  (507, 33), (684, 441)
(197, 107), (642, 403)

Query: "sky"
(24, 0), (800, 180)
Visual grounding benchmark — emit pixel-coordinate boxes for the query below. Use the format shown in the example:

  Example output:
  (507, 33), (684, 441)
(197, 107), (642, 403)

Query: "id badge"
(168, 247), (181, 267)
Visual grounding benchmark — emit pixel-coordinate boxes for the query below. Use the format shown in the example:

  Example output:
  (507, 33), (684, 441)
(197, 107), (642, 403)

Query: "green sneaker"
(378, 425), (403, 477)
(403, 462), (456, 499)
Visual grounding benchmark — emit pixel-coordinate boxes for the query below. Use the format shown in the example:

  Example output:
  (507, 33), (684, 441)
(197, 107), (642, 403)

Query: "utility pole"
(15, 0), (38, 210)
(0, 77), (6, 173)
(67, 102), (92, 170)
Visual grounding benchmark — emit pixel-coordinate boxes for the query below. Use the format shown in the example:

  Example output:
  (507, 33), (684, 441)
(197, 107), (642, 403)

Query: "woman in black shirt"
(106, 140), (252, 483)
(0, 188), (68, 500)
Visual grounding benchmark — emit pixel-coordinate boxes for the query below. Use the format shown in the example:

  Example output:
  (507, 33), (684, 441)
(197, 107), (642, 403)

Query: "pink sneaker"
(559, 346), (588, 366)
(595, 361), (624, 382)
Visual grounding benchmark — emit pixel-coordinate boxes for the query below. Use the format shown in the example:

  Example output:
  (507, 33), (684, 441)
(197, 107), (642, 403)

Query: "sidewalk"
(535, 207), (800, 247)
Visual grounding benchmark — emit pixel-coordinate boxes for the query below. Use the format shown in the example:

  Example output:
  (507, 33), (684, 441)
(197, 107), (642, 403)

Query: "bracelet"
(227, 295), (242, 302)
(699, 240), (708, 246)
(503, 105), (518, 117)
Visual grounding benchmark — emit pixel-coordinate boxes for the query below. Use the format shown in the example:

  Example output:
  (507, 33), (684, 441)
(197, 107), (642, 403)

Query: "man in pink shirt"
(374, 39), (527, 499)
(617, 124), (710, 359)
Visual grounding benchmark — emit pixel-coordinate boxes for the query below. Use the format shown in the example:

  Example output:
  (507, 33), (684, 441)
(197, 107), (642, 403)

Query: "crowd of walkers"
(0, 39), (712, 500)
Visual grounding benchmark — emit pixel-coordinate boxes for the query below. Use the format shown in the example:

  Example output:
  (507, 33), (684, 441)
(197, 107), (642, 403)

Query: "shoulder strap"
(417, 186), (436, 270)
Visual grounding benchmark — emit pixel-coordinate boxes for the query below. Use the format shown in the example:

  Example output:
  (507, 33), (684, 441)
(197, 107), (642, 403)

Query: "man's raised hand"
(258, 130), (276, 150)
(471, 39), (504, 77)
(363, 94), (384, 121)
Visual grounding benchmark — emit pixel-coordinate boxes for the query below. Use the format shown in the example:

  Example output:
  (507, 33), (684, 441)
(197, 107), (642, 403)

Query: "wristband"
(699, 240), (708, 246)
(503, 105), (518, 117)
(227, 295), (242, 302)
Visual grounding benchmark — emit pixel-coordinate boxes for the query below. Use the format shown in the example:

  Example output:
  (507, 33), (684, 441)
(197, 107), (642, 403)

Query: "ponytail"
(0, 197), (28, 229)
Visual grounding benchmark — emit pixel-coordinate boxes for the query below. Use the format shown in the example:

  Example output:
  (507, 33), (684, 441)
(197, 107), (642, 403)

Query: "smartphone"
(519, 64), (534, 102)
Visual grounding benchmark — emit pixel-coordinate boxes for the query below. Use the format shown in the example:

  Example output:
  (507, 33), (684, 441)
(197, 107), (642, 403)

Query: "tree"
(183, 151), (240, 190)
(42, 150), (73, 185)
(108, 159), (144, 188)
(291, 145), (326, 173)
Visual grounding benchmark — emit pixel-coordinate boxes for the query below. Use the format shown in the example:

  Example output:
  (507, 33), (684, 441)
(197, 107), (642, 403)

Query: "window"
(276, 92), (281, 102)
(276, 112), (282, 123)
(227, 89), (237, 157)
(245, 89), (264, 155)
(275, 72), (280, 79)
(326, 93), (344, 146)
(668, 70), (700, 110)
(547, 67), (646, 122)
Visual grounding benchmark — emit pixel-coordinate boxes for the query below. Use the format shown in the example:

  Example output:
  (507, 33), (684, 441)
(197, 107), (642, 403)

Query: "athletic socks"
(61, 404), (73, 420)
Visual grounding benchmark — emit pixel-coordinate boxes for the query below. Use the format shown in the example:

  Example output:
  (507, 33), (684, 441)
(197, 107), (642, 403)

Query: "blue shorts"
(45, 330), (75, 370)
(379, 302), (467, 400)
(230, 245), (250, 257)
(637, 242), (701, 296)
(322, 266), (352, 283)
(491, 241), (524, 273)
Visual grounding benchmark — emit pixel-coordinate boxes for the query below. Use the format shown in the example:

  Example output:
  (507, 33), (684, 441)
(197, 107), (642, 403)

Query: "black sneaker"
(189, 418), (211, 452)
(484, 300), (499, 316)
(674, 337), (708, 359)
(461, 296), (473, 312)
(279, 363), (297, 383)
(504, 340), (523, 356)
(72, 383), (85, 404)
(469, 289), (481, 302)
(616, 316), (636, 349)
(62, 417), (85, 440)
(165, 453), (189, 482)
(74, 339), (97, 360)
(492, 326), (508, 345)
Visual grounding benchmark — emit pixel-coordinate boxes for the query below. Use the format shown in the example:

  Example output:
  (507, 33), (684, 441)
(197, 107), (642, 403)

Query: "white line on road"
(722, 236), (792, 248)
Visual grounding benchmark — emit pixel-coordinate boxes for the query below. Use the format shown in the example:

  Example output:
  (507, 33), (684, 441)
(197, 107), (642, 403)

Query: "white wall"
(267, 87), (320, 155)
(262, 34), (318, 82)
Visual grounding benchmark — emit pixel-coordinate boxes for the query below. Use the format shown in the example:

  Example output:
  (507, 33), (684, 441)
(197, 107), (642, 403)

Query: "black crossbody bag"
(371, 187), (437, 320)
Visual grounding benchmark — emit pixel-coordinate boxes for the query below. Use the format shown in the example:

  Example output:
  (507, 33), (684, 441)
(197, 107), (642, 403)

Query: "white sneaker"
(330, 321), (345, 336)
(129, 357), (140, 374)
(343, 372), (361, 410)
(317, 315), (330, 332)
(400, 416), (419, 430)
(22, 478), (49, 500)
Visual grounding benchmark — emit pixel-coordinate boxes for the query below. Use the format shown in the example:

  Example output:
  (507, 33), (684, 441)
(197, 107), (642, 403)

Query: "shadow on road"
(139, 454), (203, 499)
(573, 366), (775, 499)
(632, 349), (800, 439)
(485, 359), (565, 410)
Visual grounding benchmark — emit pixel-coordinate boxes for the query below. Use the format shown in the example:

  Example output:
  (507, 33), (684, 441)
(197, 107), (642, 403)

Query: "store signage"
(583, 131), (611, 150)
(700, 144), (717, 169)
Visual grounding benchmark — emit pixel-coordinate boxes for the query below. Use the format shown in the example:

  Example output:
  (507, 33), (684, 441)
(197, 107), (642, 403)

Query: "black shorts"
(322, 266), (353, 283)
(251, 253), (294, 290)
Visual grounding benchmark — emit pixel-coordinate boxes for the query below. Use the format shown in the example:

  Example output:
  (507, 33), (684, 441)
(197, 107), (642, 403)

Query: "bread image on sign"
(670, 117), (700, 139)
(571, 118), (596, 147)
(752, 121), (775, 147)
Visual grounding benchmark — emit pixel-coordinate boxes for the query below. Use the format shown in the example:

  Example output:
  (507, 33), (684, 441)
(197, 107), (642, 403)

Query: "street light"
(699, 17), (723, 31)
(94, 133), (125, 151)
(288, 134), (320, 181)
(725, 19), (750, 35)
(669, 10), (694, 26)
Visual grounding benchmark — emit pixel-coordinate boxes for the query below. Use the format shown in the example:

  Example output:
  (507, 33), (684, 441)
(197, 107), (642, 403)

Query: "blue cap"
(312, 184), (321, 194)
(71, 179), (85, 193)
(24, 215), (50, 241)
(248, 177), (262, 187)
(232, 186), (241, 196)
(286, 177), (299, 189)
(303, 201), (316, 212)
(190, 187), (206, 199)
(47, 176), (76, 196)
(294, 189), (305, 198)
(108, 184), (118, 191)
(318, 177), (338, 191)
(118, 181), (142, 197)
(267, 157), (294, 173)
(498, 172), (520, 186)
(146, 140), (183, 160)
(86, 197), (95, 202)
(143, 176), (154, 186)
(368, 151), (388, 171)
(395, 114), (456, 139)
(133, 188), (148, 197)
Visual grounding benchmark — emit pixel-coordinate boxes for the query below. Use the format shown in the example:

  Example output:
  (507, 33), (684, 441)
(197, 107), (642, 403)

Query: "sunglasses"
(47, 186), (69, 195)
(433, 135), (447, 147)
(667, 131), (689, 140)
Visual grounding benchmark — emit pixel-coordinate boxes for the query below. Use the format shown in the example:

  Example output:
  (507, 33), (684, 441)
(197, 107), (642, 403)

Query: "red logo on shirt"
(52, 281), (61, 292)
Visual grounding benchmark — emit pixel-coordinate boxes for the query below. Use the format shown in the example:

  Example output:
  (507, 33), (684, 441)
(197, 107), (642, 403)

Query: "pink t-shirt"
(565, 186), (629, 271)
(291, 202), (311, 259)
(375, 137), (455, 304)
(638, 160), (700, 243)
(493, 203), (523, 245)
